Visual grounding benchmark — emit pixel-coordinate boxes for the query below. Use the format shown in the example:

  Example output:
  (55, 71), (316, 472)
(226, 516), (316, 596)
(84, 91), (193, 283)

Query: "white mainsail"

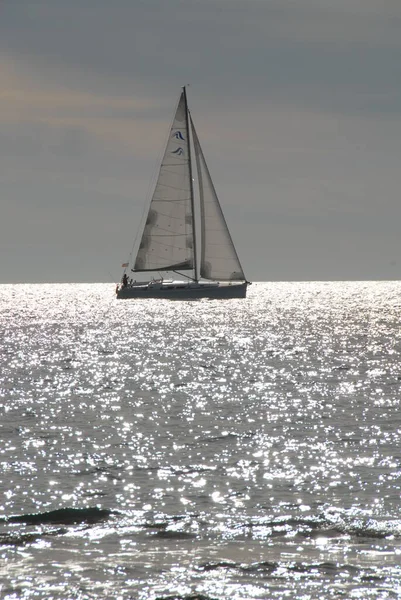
(191, 117), (245, 282)
(134, 92), (194, 272)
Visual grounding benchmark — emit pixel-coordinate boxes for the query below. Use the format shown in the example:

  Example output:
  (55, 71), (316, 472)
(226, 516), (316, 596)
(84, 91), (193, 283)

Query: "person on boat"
(122, 273), (128, 288)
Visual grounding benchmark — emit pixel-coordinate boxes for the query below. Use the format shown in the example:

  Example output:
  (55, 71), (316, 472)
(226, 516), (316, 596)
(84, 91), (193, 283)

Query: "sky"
(1, 0), (401, 282)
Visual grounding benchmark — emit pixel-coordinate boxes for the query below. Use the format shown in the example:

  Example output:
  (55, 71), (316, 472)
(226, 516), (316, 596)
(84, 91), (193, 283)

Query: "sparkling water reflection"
(1, 282), (401, 599)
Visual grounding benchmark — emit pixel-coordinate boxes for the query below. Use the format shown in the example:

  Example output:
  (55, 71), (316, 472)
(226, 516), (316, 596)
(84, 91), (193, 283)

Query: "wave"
(227, 511), (401, 541)
(196, 560), (361, 576)
(320, 508), (401, 539)
(2, 506), (399, 544)
(0, 528), (67, 546)
(2, 507), (112, 526)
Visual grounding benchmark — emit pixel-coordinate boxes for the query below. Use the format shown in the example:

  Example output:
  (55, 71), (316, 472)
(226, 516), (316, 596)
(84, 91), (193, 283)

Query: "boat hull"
(116, 282), (248, 300)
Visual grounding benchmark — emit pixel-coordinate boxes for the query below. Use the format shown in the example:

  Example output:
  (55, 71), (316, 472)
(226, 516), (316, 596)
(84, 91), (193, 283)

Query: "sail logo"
(172, 147), (184, 156)
(173, 131), (185, 140)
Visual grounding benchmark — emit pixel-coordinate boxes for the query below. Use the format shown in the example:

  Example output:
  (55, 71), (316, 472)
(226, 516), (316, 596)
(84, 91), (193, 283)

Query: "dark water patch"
(361, 575), (386, 583)
(2, 507), (112, 526)
(259, 561), (360, 578)
(202, 433), (239, 443)
(143, 521), (170, 530)
(142, 514), (199, 539)
(22, 409), (37, 419)
(81, 490), (108, 498)
(270, 515), (322, 529)
(159, 465), (216, 477)
(0, 532), (44, 546)
(0, 426), (19, 437)
(143, 515), (193, 529)
(285, 562), (360, 576)
(196, 560), (363, 579)
(236, 514), (324, 533)
(197, 561), (239, 572)
(305, 526), (346, 539)
(200, 431), (255, 445)
(156, 595), (218, 600)
(0, 527), (67, 546)
(241, 561), (278, 574)
(240, 560), (280, 577)
(154, 530), (196, 540)
(71, 467), (100, 476)
(72, 465), (123, 480)
(340, 437), (362, 445)
(135, 465), (160, 472)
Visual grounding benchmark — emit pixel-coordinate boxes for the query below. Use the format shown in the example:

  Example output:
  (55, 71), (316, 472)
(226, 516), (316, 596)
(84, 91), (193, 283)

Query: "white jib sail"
(191, 118), (245, 282)
(134, 92), (194, 272)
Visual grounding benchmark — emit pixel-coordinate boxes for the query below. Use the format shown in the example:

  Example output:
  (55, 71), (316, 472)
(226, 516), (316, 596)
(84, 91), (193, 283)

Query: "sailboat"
(116, 87), (250, 300)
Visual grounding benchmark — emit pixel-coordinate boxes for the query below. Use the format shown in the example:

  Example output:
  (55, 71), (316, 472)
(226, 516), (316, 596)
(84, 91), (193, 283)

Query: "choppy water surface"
(1, 282), (401, 599)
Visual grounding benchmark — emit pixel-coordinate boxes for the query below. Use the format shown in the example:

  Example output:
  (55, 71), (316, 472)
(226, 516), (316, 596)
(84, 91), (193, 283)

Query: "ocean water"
(1, 281), (401, 599)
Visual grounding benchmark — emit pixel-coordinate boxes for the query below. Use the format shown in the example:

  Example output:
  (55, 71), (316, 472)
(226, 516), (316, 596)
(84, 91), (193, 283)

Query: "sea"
(1, 281), (401, 600)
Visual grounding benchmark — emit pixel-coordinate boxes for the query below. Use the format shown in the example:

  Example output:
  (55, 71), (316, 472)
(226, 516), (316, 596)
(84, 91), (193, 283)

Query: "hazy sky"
(1, 0), (401, 282)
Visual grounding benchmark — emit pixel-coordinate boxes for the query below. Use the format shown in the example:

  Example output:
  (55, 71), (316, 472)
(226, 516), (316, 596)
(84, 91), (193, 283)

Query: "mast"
(183, 86), (199, 282)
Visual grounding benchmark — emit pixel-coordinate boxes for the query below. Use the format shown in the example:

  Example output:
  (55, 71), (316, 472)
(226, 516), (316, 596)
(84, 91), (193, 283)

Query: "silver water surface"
(1, 282), (401, 599)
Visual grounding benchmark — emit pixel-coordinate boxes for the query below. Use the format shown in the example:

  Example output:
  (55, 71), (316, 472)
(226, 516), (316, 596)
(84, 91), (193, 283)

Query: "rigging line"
(162, 163), (189, 168)
(146, 212), (189, 222)
(144, 211), (190, 221)
(143, 242), (188, 251)
(144, 213), (189, 224)
(152, 197), (190, 203)
(156, 183), (191, 192)
(144, 231), (188, 241)
(146, 233), (187, 238)
(172, 270), (196, 281)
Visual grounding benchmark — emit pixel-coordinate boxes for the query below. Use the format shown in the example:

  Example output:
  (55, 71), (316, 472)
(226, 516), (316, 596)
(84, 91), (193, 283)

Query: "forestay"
(134, 92), (194, 272)
(191, 118), (245, 282)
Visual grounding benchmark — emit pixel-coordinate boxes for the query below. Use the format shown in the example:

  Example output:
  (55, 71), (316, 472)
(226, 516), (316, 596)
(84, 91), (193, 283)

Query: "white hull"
(116, 281), (248, 300)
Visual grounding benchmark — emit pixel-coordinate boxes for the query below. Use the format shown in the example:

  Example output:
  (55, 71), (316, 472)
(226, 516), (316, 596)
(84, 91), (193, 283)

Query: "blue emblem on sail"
(173, 131), (185, 140)
(172, 147), (184, 156)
